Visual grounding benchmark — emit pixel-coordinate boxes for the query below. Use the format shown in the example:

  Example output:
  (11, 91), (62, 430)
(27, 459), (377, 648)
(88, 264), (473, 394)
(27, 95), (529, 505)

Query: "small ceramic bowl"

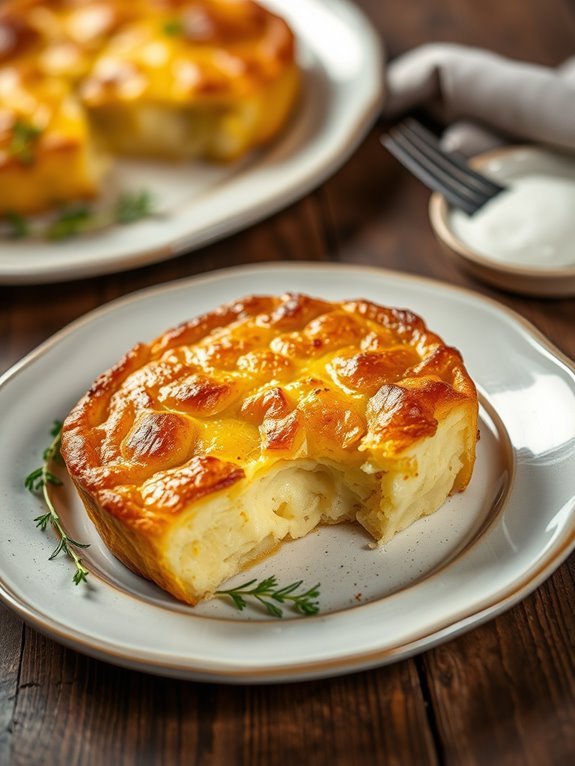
(429, 145), (575, 297)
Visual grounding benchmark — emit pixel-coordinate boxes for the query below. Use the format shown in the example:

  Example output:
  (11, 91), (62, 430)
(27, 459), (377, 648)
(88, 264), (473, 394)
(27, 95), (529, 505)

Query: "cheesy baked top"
(61, 293), (479, 606)
(0, 0), (300, 214)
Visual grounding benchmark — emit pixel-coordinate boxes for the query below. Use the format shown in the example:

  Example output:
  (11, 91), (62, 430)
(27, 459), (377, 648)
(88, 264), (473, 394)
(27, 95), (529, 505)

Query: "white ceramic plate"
(0, 0), (383, 285)
(1, 264), (574, 683)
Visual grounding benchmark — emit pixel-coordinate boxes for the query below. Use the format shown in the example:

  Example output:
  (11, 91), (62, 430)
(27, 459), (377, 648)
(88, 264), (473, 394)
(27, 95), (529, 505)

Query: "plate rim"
(3, 262), (574, 383)
(1, 262), (574, 683)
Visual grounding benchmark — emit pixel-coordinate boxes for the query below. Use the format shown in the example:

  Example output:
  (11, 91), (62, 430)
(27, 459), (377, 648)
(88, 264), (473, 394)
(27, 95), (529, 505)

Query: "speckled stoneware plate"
(0, 0), (383, 285)
(0, 264), (574, 683)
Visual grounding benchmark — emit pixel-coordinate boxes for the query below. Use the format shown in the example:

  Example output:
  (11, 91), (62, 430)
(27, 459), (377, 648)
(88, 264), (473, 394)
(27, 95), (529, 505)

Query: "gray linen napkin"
(382, 43), (575, 157)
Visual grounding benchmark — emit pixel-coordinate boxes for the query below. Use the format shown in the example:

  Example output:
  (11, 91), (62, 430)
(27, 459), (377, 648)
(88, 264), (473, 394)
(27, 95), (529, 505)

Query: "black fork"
(381, 118), (506, 215)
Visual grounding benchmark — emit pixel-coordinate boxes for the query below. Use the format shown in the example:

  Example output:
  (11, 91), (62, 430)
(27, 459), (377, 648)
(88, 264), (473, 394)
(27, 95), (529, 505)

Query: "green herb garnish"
(216, 575), (320, 618)
(1, 188), (158, 241)
(45, 205), (92, 241)
(9, 120), (43, 165)
(114, 189), (155, 223)
(162, 18), (185, 37)
(4, 211), (29, 239)
(24, 421), (90, 585)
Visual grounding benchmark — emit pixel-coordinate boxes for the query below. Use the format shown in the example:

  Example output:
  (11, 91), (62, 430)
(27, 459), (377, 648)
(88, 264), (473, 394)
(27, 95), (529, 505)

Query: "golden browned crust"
(79, 1), (297, 107)
(0, 1), (295, 88)
(61, 293), (478, 599)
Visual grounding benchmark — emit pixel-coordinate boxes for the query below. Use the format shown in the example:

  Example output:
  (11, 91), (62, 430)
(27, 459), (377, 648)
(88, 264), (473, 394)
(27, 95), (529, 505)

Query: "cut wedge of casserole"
(0, 0), (300, 213)
(61, 294), (479, 605)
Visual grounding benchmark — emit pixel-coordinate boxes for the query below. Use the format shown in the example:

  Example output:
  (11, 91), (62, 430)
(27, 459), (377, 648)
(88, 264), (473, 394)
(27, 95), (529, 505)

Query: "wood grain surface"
(1, 1), (574, 764)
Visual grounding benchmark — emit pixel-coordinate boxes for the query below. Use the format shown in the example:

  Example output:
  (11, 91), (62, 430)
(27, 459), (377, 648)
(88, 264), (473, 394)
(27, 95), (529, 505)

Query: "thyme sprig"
(114, 189), (155, 223)
(4, 211), (29, 239)
(24, 421), (90, 585)
(45, 205), (92, 241)
(1, 189), (157, 241)
(215, 575), (320, 618)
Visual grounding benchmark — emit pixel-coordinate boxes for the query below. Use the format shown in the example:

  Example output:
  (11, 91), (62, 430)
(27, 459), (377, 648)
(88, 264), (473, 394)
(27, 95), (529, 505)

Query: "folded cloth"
(382, 43), (575, 156)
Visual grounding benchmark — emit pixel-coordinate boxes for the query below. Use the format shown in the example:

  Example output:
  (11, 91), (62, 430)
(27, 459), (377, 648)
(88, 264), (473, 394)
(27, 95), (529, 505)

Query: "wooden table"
(1, 1), (574, 763)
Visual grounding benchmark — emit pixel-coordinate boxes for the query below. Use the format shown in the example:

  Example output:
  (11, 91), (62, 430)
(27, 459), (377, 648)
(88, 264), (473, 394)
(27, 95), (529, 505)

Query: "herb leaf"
(25, 420), (90, 586)
(45, 205), (92, 241)
(2, 188), (158, 242)
(115, 190), (155, 223)
(4, 211), (29, 239)
(162, 18), (185, 37)
(10, 120), (42, 165)
(215, 575), (320, 618)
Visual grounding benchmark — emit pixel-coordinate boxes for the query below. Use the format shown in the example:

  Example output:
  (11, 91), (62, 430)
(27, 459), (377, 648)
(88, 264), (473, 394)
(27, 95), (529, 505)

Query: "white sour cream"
(449, 167), (575, 270)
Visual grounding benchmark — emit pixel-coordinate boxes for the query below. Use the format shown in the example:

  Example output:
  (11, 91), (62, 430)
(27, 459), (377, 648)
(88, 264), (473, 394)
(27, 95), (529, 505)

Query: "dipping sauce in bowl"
(430, 146), (575, 297)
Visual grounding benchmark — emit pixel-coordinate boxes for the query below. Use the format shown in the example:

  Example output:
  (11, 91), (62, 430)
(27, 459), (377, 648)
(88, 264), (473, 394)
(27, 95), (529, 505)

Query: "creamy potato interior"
(88, 66), (300, 161)
(168, 459), (364, 599)
(167, 406), (472, 600)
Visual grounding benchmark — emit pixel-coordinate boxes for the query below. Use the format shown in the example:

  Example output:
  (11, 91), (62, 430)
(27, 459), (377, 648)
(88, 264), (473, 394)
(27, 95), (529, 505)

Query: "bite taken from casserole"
(60, 294), (479, 606)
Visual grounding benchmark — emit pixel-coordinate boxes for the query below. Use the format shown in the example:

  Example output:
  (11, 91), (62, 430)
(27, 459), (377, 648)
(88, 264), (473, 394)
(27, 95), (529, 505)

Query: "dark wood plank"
(10, 629), (436, 766)
(0, 282), (102, 374)
(421, 563), (575, 766)
(356, 0), (575, 64)
(0, 606), (23, 764)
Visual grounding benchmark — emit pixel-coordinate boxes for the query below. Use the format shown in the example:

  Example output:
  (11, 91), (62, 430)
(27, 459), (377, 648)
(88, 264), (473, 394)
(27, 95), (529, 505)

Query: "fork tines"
(381, 118), (506, 215)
